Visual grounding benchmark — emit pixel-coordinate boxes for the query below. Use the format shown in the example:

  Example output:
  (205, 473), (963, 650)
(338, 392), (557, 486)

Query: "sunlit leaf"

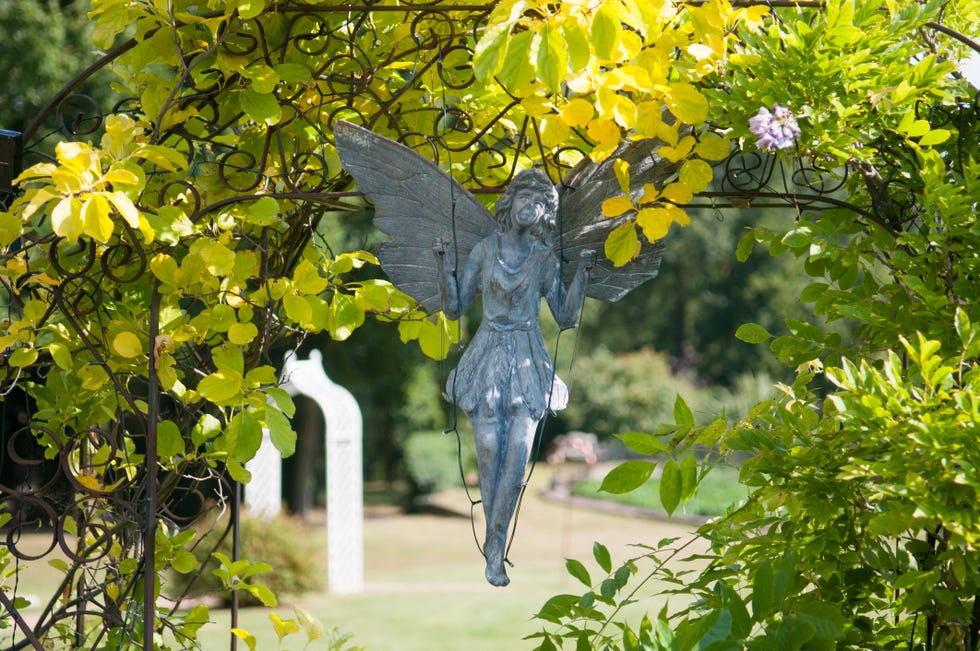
(112, 331), (143, 358)
(678, 158), (713, 193)
(590, 2), (622, 60)
(599, 460), (655, 494)
(536, 24), (568, 93)
(601, 196), (634, 217)
(666, 83), (709, 124)
(636, 207), (672, 241)
(604, 220), (640, 266)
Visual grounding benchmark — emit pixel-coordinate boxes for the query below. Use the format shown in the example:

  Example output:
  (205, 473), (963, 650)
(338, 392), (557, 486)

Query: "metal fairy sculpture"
(334, 120), (676, 586)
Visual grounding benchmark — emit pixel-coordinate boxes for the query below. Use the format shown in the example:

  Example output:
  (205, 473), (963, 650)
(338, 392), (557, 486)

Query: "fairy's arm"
(435, 237), (483, 319)
(546, 249), (596, 330)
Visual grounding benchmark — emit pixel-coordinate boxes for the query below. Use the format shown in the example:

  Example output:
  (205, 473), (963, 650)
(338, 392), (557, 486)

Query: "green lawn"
(571, 463), (748, 518)
(6, 474), (704, 650)
(194, 478), (704, 650)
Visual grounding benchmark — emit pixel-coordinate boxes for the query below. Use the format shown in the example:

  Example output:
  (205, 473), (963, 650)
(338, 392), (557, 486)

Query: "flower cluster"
(748, 104), (801, 150)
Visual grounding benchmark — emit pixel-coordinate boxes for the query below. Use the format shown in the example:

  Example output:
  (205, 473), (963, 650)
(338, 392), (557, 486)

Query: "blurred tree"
(0, 0), (113, 132)
(578, 206), (816, 387)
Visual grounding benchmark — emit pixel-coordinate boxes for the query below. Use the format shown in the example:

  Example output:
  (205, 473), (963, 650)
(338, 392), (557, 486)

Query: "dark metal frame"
(0, 1), (976, 649)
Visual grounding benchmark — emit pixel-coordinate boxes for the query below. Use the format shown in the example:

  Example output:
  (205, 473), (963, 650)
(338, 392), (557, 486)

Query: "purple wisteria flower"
(748, 104), (801, 150)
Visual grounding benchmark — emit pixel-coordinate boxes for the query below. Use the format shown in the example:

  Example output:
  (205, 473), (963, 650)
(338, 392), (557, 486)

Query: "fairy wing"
(333, 120), (495, 313)
(557, 139), (679, 302)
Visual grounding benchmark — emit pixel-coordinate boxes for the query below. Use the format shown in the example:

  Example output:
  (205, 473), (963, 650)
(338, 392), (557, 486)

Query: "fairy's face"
(513, 188), (544, 229)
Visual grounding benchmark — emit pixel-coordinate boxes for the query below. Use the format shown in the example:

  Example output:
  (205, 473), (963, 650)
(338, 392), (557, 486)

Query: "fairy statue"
(334, 120), (676, 586)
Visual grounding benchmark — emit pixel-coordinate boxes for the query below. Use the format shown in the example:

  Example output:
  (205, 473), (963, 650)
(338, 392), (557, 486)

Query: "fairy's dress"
(446, 233), (569, 420)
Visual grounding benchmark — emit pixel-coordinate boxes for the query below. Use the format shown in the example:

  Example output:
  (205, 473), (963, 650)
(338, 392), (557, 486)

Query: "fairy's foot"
(485, 561), (510, 587)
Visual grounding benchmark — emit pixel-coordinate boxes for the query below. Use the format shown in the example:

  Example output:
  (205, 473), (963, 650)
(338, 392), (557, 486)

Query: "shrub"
(402, 429), (469, 506)
(560, 346), (703, 437)
(167, 510), (325, 607)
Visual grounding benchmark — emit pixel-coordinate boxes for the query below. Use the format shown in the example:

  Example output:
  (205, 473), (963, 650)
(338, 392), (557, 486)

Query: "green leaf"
(8, 347), (38, 367)
(266, 387), (296, 418)
(753, 560), (774, 619)
(198, 370), (244, 405)
(674, 394), (694, 427)
(735, 230), (755, 262)
(659, 459), (681, 515)
(473, 0), (526, 81)
(170, 550), (198, 574)
(615, 432), (667, 455)
(240, 89), (281, 126)
(565, 558), (592, 587)
(233, 0), (265, 20)
(679, 454), (698, 500)
(593, 542), (612, 574)
(536, 24), (568, 93)
(157, 420), (185, 459)
(918, 128), (950, 146)
(228, 410), (263, 462)
(735, 322), (772, 344)
(955, 307), (973, 347)
(590, 2), (621, 60)
(563, 21), (591, 72)
(245, 196), (279, 225)
(535, 594), (579, 625)
(794, 599), (845, 641)
(599, 460), (655, 494)
(192, 414), (222, 448)
(604, 221), (641, 267)
(265, 405), (297, 458)
(228, 322), (258, 345)
(497, 30), (535, 91)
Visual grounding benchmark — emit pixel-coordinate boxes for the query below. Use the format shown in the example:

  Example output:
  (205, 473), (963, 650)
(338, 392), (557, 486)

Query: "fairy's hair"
(493, 168), (559, 244)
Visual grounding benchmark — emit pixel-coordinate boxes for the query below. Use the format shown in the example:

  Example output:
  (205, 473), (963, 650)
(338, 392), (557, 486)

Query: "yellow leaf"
(107, 192), (140, 228)
(113, 332), (144, 358)
(269, 613), (301, 640)
(8, 347), (39, 368)
(687, 43), (715, 61)
(587, 118), (620, 146)
(612, 95), (637, 129)
(679, 159), (714, 193)
(78, 364), (109, 390)
(74, 470), (104, 492)
(694, 134), (732, 161)
(634, 102), (664, 140)
(540, 115), (571, 149)
(667, 203), (691, 226)
(51, 197), (84, 243)
(604, 220), (640, 266)
(560, 98), (595, 128)
(228, 322), (258, 345)
(602, 196), (634, 217)
(613, 159), (631, 193)
(640, 183), (659, 204)
(666, 83), (709, 124)
(81, 194), (114, 243)
(660, 182), (693, 205)
(637, 207), (672, 241)
(659, 135), (696, 163)
(230, 629), (257, 651)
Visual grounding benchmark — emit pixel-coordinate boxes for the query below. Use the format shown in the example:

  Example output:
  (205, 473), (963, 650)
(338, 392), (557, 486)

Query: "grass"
(4, 473), (706, 650)
(571, 463), (748, 518)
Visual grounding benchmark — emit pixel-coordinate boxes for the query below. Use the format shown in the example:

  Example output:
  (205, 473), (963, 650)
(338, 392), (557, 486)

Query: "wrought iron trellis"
(0, 1), (976, 649)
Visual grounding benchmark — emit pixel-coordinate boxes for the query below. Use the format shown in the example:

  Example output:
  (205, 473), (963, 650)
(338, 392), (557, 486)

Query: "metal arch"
(0, 2), (977, 650)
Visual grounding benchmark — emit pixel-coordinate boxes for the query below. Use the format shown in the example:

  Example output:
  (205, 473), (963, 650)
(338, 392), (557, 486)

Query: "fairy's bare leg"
(472, 416), (503, 581)
(483, 413), (536, 587)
